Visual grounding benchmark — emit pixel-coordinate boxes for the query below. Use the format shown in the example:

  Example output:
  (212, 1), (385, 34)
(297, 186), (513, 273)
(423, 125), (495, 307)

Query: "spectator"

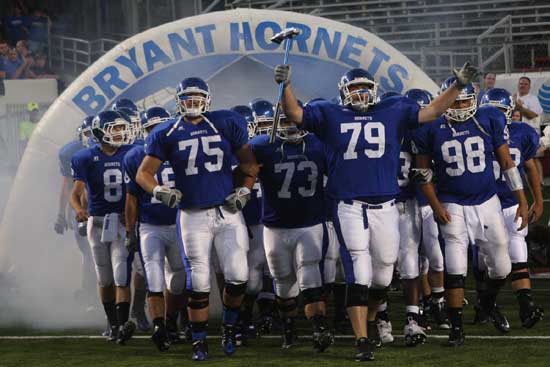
(15, 39), (30, 59)
(511, 109), (522, 122)
(4, 47), (29, 79)
(514, 76), (543, 133)
(27, 51), (56, 79)
(28, 9), (49, 53)
(3, 5), (29, 45)
(477, 72), (496, 102)
(0, 40), (8, 61)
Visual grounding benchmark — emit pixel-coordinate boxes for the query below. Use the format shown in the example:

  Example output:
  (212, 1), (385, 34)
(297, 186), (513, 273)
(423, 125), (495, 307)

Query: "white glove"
(223, 187), (251, 213)
(153, 185), (182, 208)
(452, 62), (480, 89)
(542, 125), (550, 138)
(540, 135), (550, 149)
(274, 64), (291, 86)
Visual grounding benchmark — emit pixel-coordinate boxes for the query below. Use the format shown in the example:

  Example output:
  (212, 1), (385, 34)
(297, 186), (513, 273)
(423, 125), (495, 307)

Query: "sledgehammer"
(269, 27), (300, 144)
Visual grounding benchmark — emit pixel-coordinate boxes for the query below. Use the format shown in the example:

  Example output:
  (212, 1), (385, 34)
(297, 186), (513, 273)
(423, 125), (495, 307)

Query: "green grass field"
(0, 189), (548, 367)
(1, 281), (549, 367)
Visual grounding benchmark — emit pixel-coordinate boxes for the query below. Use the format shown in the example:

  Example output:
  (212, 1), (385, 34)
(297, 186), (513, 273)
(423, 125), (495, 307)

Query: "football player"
(112, 98), (149, 331)
(249, 111), (333, 352)
(412, 78), (529, 346)
(136, 77), (259, 361)
(70, 110), (136, 344)
(477, 88), (544, 328)
(55, 116), (96, 305)
(123, 106), (187, 351)
(274, 62), (479, 361)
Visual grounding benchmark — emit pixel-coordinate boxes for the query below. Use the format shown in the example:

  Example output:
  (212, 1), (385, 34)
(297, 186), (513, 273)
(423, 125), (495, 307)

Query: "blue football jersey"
(123, 146), (177, 225)
(413, 106), (508, 205)
(397, 130), (415, 202)
(250, 134), (327, 228)
(59, 140), (85, 177)
(494, 121), (539, 209)
(72, 144), (134, 216)
(145, 111), (248, 209)
(301, 97), (420, 200)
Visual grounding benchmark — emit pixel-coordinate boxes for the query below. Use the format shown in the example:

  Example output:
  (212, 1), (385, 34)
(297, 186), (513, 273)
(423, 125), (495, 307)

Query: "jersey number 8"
(103, 168), (123, 203)
(441, 136), (486, 177)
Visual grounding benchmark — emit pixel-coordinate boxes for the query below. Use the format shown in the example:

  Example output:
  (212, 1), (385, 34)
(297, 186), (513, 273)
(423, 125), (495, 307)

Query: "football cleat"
(447, 327), (465, 347)
(312, 327), (334, 353)
(221, 324), (237, 356)
(403, 318), (427, 347)
(107, 325), (119, 342)
(117, 320), (136, 345)
(520, 305), (544, 329)
(281, 323), (298, 349)
(192, 339), (209, 361)
(376, 319), (394, 344)
(354, 337), (375, 361)
(151, 325), (170, 352)
(179, 320), (192, 341)
(489, 305), (510, 333)
(432, 301), (451, 330)
(473, 303), (490, 324)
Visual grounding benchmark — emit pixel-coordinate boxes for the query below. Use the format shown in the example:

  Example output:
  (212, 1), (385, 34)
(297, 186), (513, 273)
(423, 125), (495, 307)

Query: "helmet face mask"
(479, 88), (515, 124)
(338, 69), (378, 112)
(440, 77), (477, 122)
(276, 117), (308, 142)
(250, 99), (276, 136)
(92, 112), (132, 148)
(175, 78), (211, 118)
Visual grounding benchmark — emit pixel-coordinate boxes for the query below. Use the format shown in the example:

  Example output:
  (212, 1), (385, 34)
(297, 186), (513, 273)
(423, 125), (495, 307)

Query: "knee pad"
(445, 274), (465, 289)
(369, 287), (388, 302)
(188, 291), (210, 309)
(345, 283), (369, 307)
(511, 262), (529, 271)
(225, 282), (247, 297)
(302, 287), (324, 305)
(276, 296), (297, 313)
(510, 270), (530, 282)
(165, 270), (186, 295)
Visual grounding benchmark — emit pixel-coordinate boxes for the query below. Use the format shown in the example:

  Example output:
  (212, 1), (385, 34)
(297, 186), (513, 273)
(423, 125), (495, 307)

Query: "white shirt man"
(514, 76), (543, 134)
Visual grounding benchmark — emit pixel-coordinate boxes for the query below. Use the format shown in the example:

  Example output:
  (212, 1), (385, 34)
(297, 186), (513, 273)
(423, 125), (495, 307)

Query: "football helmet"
(405, 89), (434, 109)
(249, 99), (275, 136)
(91, 110), (131, 147)
(479, 88), (515, 124)
(175, 77), (211, 117)
(79, 115), (95, 147)
(338, 68), (378, 112)
(277, 99), (307, 142)
(231, 105), (255, 139)
(142, 106), (171, 136)
(440, 76), (477, 122)
(112, 98), (141, 141)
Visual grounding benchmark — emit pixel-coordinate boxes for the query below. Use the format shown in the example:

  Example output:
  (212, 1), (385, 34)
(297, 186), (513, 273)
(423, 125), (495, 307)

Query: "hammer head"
(270, 27), (300, 44)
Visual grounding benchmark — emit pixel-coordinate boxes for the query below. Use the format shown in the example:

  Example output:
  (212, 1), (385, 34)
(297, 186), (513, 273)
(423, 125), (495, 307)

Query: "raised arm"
(274, 65), (303, 124)
(418, 62), (479, 123)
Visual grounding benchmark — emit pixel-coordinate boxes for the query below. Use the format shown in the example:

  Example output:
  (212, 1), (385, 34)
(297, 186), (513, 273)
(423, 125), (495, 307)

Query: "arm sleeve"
(71, 154), (87, 182)
(302, 102), (328, 139)
(145, 128), (168, 161)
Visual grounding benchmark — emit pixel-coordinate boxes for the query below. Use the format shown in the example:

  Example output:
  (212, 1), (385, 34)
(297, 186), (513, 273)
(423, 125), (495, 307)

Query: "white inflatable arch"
(0, 9), (437, 327)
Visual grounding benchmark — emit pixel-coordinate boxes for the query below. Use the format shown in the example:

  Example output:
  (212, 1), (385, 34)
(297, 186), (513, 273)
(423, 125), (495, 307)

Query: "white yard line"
(0, 335), (549, 340)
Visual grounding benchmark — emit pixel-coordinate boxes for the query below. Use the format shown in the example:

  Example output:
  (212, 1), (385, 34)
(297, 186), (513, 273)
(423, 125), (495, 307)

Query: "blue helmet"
(175, 77), (211, 117)
(404, 89), (434, 108)
(338, 68), (378, 111)
(278, 99), (307, 142)
(79, 115), (96, 147)
(112, 98), (141, 141)
(249, 98), (274, 136)
(479, 88), (515, 124)
(142, 106), (171, 135)
(91, 110), (131, 147)
(440, 76), (477, 122)
(231, 105), (255, 138)
(377, 91), (401, 102)
(111, 98), (138, 113)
